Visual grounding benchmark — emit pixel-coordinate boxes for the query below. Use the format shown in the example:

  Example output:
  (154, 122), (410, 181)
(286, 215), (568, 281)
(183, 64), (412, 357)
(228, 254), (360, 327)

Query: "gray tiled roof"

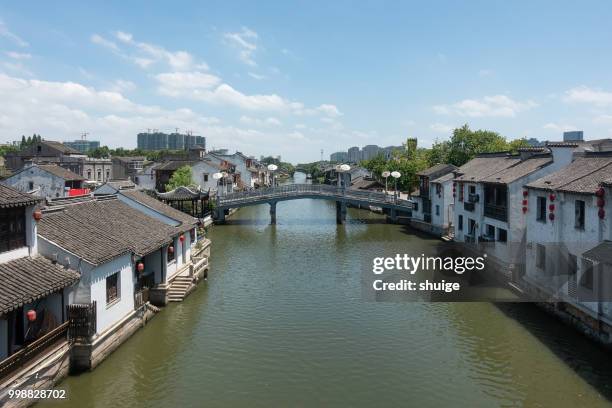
(431, 172), (455, 184)
(0, 183), (41, 208)
(120, 189), (198, 230)
(454, 155), (521, 182)
(416, 163), (457, 178)
(38, 164), (85, 181)
(480, 155), (552, 184)
(583, 241), (612, 265)
(155, 160), (197, 171)
(38, 197), (179, 265)
(526, 156), (612, 193)
(0, 256), (80, 314)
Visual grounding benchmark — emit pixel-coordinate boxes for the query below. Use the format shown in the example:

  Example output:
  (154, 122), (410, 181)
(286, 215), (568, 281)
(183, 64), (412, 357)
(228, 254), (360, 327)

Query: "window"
(97, 170), (102, 181)
(203, 174), (209, 182)
(536, 244), (546, 269)
(0, 208), (26, 253)
(469, 185), (476, 195)
(537, 197), (547, 222)
(413, 201), (419, 212)
(575, 200), (585, 230)
(458, 215), (463, 231)
(87, 170), (92, 179)
(485, 224), (495, 238)
(459, 183), (464, 202)
(106, 170), (110, 180)
(468, 219), (476, 235)
(497, 228), (507, 242)
(28, 181), (34, 190)
(435, 205), (440, 216)
(106, 272), (120, 304)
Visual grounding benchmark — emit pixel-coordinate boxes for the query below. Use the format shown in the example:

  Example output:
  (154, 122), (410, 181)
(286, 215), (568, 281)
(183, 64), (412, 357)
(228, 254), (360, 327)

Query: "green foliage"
(87, 146), (188, 161)
(0, 144), (18, 157)
(19, 134), (42, 149)
(260, 156), (295, 175)
(166, 165), (193, 190)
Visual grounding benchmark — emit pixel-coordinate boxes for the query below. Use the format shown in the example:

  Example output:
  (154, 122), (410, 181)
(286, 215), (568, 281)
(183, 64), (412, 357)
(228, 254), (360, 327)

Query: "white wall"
(4, 166), (68, 198)
(431, 180), (453, 230)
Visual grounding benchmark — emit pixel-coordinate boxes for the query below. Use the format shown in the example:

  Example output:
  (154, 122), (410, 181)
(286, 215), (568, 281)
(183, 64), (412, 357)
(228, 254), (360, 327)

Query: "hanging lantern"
(549, 213), (555, 221)
(27, 309), (36, 322)
(549, 204), (555, 212)
(522, 206), (528, 213)
(168, 246), (174, 254)
(596, 187), (605, 197)
(522, 199), (528, 206)
(33, 210), (42, 221)
(523, 190), (529, 197)
(599, 208), (606, 219)
(549, 193), (556, 202)
(179, 235), (185, 243)
(597, 198), (605, 208)
(137, 262), (145, 272)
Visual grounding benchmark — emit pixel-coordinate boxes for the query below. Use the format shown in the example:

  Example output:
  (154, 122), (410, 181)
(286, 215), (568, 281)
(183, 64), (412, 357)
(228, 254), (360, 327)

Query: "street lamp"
(382, 171), (390, 194)
(336, 164), (351, 189)
(213, 172), (224, 197)
(267, 164), (278, 188)
(391, 171), (401, 203)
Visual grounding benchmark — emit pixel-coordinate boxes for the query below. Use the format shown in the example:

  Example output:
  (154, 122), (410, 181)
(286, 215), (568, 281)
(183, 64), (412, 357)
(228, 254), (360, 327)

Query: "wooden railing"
(67, 302), (97, 340)
(0, 321), (69, 382)
(134, 287), (149, 310)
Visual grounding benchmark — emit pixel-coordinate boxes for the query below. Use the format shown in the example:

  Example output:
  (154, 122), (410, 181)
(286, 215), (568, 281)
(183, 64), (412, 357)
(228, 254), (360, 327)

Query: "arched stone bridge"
(213, 184), (413, 224)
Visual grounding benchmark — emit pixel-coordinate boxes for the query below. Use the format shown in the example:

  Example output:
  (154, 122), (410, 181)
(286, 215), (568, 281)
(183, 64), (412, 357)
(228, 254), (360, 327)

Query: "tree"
(166, 165), (193, 190)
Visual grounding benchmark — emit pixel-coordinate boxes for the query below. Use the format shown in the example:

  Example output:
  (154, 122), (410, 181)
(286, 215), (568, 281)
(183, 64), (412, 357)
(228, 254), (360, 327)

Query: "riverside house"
(0, 184), (80, 405)
(452, 146), (576, 279)
(410, 163), (457, 237)
(3, 163), (86, 199)
(36, 194), (205, 371)
(522, 152), (612, 345)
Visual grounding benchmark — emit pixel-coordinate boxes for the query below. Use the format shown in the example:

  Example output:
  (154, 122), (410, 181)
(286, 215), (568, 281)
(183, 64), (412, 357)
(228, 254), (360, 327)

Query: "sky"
(1, 1), (612, 163)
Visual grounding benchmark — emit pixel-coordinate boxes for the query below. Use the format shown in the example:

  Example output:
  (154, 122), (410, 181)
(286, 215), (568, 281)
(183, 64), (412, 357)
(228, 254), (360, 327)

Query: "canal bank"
(40, 182), (612, 408)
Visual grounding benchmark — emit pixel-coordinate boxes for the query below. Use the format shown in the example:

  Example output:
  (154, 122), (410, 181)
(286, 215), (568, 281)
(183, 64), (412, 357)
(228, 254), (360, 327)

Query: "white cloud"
(155, 71), (221, 95)
(5, 51), (31, 60)
(542, 122), (578, 132)
(316, 104), (342, 117)
(434, 95), (538, 117)
(430, 123), (454, 133)
(0, 20), (28, 47)
(478, 69), (492, 77)
(224, 27), (258, 66)
(239, 116), (282, 127)
(109, 79), (136, 92)
(91, 31), (207, 71)
(563, 86), (612, 107)
(248, 72), (266, 80)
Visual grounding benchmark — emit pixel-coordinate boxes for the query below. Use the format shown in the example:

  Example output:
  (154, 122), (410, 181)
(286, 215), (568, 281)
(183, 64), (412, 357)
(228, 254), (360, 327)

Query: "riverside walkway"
(213, 183), (413, 224)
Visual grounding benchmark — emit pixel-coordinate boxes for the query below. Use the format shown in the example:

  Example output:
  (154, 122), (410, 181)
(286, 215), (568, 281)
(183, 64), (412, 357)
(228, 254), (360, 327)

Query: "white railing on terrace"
(217, 184), (413, 208)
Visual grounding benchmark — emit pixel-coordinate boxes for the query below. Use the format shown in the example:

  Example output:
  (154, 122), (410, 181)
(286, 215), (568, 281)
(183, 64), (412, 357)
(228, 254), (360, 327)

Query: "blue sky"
(1, 1), (612, 162)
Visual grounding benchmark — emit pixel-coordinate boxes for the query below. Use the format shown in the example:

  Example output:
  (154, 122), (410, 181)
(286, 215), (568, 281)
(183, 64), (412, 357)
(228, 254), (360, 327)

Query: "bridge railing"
(217, 184), (413, 209)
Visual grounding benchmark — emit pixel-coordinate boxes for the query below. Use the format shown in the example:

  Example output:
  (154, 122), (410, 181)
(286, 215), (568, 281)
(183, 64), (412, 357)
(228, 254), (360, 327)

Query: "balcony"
(468, 193), (479, 203)
(464, 201), (475, 212)
(484, 204), (508, 222)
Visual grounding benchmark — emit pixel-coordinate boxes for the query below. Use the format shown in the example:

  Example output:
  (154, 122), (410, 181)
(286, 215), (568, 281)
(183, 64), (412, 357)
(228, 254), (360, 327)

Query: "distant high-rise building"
(64, 139), (100, 153)
(330, 151), (348, 162)
(137, 131), (205, 151)
(361, 145), (382, 161)
(563, 131), (584, 142)
(347, 146), (361, 163)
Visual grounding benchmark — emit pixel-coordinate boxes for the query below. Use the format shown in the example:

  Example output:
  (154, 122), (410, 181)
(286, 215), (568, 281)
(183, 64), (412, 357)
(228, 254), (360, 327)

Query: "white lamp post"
(382, 170), (390, 194)
(212, 172), (224, 197)
(267, 164), (278, 188)
(391, 171), (401, 203)
(336, 164), (351, 189)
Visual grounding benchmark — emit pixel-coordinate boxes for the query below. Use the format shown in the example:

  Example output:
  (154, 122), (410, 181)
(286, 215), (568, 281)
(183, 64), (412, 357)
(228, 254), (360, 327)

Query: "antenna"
(81, 132), (89, 140)
(320, 149), (324, 162)
(175, 128), (180, 134)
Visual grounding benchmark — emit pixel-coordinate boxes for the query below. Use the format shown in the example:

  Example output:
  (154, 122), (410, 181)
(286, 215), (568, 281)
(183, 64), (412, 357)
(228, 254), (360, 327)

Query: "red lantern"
(549, 204), (555, 211)
(33, 210), (42, 221)
(549, 193), (556, 202)
(549, 213), (555, 221)
(523, 190), (529, 197)
(599, 208), (606, 219)
(522, 206), (528, 213)
(597, 198), (605, 208)
(179, 235), (185, 243)
(27, 310), (36, 322)
(522, 199), (528, 206)
(137, 262), (145, 272)
(596, 187), (605, 197)
(168, 246), (174, 254)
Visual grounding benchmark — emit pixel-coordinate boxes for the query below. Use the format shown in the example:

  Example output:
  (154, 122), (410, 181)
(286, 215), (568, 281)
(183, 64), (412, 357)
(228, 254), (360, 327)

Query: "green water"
(42, 176), (612, 408)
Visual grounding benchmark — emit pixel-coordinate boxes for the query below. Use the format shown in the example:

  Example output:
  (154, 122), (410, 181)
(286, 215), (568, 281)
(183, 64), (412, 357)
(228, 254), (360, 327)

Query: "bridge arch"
(213, 184), (412, 224)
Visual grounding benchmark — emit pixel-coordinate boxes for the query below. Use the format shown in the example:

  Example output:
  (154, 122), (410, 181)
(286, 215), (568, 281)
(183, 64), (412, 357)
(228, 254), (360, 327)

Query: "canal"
(43, 175), (612, 408)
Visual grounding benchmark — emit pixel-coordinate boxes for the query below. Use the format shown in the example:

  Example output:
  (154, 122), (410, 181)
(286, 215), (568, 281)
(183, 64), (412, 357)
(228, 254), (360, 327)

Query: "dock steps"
(167, 275), (193, 302)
